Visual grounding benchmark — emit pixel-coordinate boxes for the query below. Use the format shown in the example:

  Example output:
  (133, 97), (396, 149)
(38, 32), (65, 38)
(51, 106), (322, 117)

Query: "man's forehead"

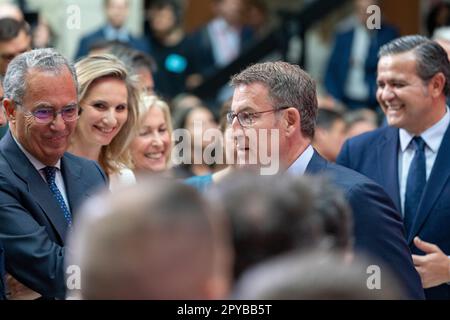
(23, 67), (77, 103)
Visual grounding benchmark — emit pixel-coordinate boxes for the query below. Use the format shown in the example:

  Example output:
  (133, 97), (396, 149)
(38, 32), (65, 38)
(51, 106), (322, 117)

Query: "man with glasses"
(228, 61), (424, 299)
(0, 48), (107, 299)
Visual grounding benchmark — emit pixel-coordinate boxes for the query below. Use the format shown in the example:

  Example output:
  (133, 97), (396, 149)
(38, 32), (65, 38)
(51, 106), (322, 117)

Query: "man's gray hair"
(378, 35), (450, 95)
(3, 48), (78, 106)
(231, 61), (318, 138)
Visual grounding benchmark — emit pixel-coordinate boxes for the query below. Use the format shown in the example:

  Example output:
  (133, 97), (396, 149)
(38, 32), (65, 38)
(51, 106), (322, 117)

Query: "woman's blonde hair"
(135, 94), (173, 167)
(75, 54), (139, 175)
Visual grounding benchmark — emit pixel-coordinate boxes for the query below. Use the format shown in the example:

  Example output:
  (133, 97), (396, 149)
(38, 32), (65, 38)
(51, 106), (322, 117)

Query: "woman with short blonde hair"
(130, 94), (173, 176)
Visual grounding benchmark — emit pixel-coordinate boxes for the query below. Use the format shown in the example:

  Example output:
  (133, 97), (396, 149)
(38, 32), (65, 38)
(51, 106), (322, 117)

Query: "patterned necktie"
(403, 136), (426, 236)
(43, 166), (72, 228)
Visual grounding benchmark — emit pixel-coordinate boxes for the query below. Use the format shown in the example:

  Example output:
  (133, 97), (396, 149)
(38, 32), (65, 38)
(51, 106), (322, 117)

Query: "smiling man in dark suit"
(228, 61), (424, 299)
(0, 48), (107, 299)
(337, 35), (450, 299)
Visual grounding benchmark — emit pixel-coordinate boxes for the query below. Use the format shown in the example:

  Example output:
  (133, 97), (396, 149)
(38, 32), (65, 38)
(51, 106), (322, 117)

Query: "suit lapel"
(60, 154), (84, 219)
(0, 132), (69, 241)
(305, 151), (328, 175)
(377, 128), (401, 212)
(408, 124), (450, 243)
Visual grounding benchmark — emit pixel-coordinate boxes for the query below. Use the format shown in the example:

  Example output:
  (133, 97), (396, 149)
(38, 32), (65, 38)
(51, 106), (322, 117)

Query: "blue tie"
(403, 136), (426, 236)
(43, 166), (72, 228)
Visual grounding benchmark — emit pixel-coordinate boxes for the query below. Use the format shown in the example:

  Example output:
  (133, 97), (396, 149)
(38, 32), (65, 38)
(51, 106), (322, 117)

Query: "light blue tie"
(43, 166), (72, 228)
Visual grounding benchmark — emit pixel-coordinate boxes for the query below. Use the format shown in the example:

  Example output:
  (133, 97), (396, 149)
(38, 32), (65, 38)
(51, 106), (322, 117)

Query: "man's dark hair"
(316, 109), (344, 131)
(378, 35), (450, 95)
(0, 18), (30, 42)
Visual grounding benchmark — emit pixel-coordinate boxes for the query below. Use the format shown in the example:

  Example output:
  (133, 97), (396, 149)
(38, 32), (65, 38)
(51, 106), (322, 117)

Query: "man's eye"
(34, 109), (53, 118)
(241, 112), (251, 121)
(63, 107), (77, 115)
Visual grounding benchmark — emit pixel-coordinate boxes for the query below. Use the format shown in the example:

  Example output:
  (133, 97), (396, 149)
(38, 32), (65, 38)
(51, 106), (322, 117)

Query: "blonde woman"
(69, 54), (139, 190)
(130, 95), (173, 177)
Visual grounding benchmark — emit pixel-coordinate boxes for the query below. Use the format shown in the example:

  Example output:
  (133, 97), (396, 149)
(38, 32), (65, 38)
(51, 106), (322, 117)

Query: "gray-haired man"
(0, 48), (107, 299)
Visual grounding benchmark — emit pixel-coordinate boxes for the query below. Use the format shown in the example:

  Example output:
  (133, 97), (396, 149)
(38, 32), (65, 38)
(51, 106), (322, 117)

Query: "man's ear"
(284, 107), (300, 136)
(429, 72), (446, 98)
(3, 99), (16, 121)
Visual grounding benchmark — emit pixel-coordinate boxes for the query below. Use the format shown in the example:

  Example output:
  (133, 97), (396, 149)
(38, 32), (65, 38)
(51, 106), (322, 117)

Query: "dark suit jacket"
(189, 23), (254, 78)
(324, 23), (398, 109)
(0, 240), (5, 300)
(337, 125), (450, 299)
(0, 132), (108, 299)
(307, 152), (424, 299)
(74, 26), (151, 60)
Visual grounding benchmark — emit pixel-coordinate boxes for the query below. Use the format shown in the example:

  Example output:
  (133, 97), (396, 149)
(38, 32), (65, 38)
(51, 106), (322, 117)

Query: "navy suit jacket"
(324, 23), (398, 109)
(74, 26), (151, 60)
(0, 132), (108, 299)
(306, 152), (424, 299)
(337, 125), (450, 299)
(0, 240), (5, 300)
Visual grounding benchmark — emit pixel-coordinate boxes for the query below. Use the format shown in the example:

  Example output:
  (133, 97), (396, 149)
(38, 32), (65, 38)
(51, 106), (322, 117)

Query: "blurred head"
(104, 0), (129, 29)
(432, 26), (450, 61)
(213, 0), (245, 27)
(0, 3), (24, 21)
(146, 0), (181, 38)
(354, 0), (379, 25)
(107, 44), (156, 95)
(74, 54), (139, 174)
(69, 179), (232, 299)
(0, 18), (32, 76)
(131, 95), (172, 173)
(230, 61), (317, 170)
(377, 35), (450, 135)
(313, 109), (346, 162)
(344, 108), (378, 138)
(2, 48), (78, 166)
(185, 107), (217, 149)
(210, 173), (352, 281)
(233, 251), (405, 299)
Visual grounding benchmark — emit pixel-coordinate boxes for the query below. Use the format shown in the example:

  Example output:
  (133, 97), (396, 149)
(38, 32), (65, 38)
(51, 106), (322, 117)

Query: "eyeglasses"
(226, 107), (290, 128)
(20, 104), (80, 124)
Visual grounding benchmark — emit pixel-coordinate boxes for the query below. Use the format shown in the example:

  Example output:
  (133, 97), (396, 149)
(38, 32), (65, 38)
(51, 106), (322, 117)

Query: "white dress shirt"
(287, 145), (315, 176)
(398, 107), (450, 216)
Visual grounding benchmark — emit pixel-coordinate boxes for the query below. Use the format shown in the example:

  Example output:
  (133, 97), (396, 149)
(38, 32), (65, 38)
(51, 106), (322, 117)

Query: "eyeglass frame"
(226, 106), (291, 128)
(13, 101), (80, 124)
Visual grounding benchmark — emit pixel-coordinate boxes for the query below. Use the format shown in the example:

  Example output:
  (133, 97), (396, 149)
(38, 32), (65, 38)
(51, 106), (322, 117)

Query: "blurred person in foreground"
(233, 251), (405, 299)
(67, 179), (232, 299)
(208, 173), (354, 282)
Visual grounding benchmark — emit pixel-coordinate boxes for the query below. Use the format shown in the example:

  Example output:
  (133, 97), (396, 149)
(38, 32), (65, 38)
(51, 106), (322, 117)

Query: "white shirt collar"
(399, 106), (450, 153)
(12, 133), (61, 171)
(287, 145), (314, 175)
